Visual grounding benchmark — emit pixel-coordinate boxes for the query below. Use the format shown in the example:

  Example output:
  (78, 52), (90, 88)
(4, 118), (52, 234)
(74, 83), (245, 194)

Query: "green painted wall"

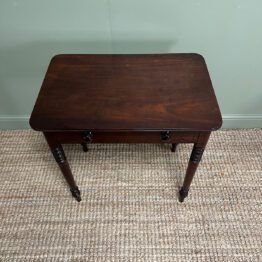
(0, 0), (262, 129)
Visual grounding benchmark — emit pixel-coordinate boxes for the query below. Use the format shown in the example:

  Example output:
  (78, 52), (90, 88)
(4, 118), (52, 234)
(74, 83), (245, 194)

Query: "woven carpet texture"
(0, 130), (261, 261)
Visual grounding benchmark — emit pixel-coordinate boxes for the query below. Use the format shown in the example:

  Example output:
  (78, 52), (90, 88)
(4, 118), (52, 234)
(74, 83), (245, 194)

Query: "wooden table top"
(30, 54), (222, 132)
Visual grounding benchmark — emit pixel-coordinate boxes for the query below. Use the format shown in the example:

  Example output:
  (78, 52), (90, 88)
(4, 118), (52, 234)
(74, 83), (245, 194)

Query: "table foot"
(179, 187), (189, 202)
(81, 143), (88, 152)
(70, 187), (81, 202)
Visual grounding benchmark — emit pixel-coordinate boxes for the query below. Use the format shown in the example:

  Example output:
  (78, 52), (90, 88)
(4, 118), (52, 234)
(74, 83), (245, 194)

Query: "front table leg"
(179, 132), (210, 202)
(44, 133), (81, 202)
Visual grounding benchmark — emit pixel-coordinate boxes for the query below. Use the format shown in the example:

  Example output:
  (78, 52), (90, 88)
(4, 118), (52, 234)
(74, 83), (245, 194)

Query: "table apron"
(46, 131), (200, 144)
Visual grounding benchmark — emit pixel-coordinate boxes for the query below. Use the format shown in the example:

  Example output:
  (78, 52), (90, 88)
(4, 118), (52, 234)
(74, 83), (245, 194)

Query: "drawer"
(51, 131), (199, 144)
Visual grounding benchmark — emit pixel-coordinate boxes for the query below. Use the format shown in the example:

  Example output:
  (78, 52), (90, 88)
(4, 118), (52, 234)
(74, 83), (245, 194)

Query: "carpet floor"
(0, 129), (261, 262)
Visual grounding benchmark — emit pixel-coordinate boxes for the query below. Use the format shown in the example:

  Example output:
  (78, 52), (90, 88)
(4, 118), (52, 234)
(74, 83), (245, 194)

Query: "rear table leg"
(171, 143), (177, 152)
(81, 142), (88, 152)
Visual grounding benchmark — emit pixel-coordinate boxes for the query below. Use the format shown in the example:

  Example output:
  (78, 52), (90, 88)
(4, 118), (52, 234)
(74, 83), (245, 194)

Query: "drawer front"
(54, 131), (199, 144)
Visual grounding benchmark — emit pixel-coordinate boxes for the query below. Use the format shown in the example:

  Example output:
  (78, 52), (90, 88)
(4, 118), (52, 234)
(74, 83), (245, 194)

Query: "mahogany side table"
(30, 54), (222, 202)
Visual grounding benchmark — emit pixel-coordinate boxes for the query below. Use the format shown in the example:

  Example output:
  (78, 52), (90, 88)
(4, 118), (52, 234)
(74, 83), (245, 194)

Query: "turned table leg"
(179, 132), (210, 202)
(44, 133), (81, 202)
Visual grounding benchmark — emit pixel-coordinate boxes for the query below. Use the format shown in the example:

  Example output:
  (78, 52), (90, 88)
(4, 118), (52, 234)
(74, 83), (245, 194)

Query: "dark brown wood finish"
(30, 54), (222, 132)
(30, 54), (222, 202)
(171, 143), (177, 153)
(179, 132), (211, 202)
(44, 132), (81, 201)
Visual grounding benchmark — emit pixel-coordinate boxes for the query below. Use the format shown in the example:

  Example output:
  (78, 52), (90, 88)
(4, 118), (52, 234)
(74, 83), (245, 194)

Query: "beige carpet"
(0, 129), (261, 262)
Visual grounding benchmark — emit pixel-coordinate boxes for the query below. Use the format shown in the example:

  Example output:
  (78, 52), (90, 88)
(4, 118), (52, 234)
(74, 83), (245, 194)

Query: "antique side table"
(30, 54), (222, 203)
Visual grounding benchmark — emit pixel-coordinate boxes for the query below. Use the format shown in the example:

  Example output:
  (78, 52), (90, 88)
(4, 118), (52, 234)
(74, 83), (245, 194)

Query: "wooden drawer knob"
(161, 131), (171, 141)
(83, 131), (93, 143)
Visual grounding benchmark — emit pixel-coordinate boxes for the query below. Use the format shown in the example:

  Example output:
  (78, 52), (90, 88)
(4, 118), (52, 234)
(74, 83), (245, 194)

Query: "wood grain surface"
(29, 54), (222, 132)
